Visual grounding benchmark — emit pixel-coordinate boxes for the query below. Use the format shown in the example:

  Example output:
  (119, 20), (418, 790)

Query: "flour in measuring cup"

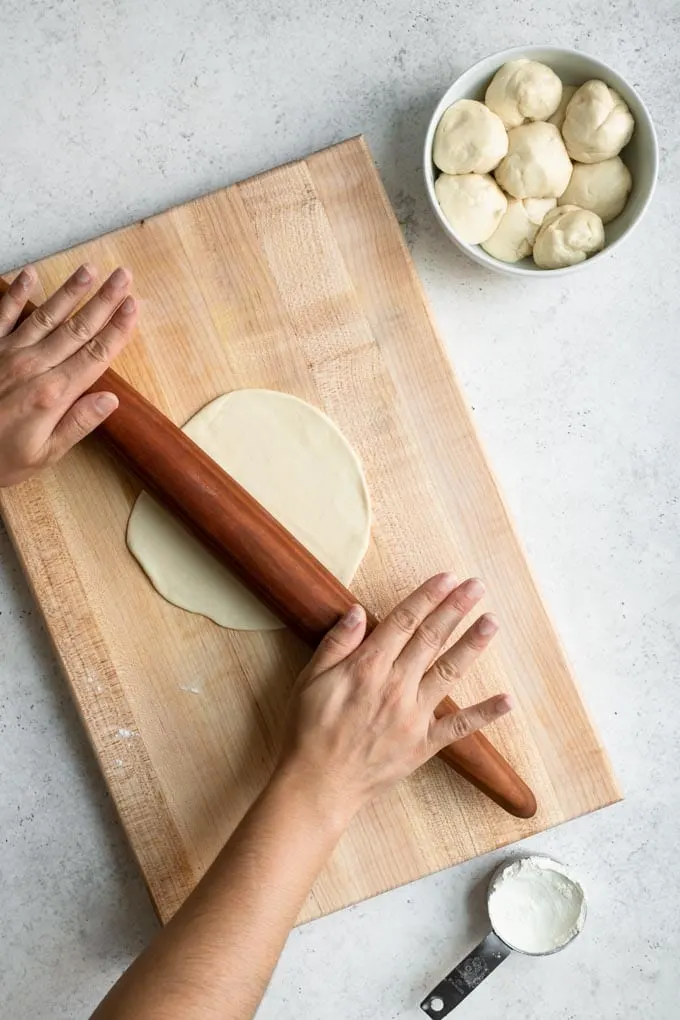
(487, 856), (586, 954)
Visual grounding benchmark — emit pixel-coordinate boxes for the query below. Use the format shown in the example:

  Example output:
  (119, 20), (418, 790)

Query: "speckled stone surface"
(1, 2), (678, 1017)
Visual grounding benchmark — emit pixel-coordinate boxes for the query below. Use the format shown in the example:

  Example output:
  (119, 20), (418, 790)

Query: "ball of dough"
(481, 197), (556, 263)
(433, 99), (509, 174)
(485, 59), (563, 129)
(558, 156), (632, 224)
(547, 84), (578, 130)
(533, 205), (605, 269)
(434, 172), (507, 243)
(562, 80), (635, 163)
(435, 173), (507, 243)
(494, 122), (573, 199)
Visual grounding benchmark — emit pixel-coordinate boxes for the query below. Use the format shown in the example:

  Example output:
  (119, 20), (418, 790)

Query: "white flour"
(487, 856), (586, 954)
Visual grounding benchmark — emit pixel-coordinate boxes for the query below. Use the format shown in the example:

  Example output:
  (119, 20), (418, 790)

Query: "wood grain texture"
(89, 371), (536, 819)
(0, 137), (620, 924)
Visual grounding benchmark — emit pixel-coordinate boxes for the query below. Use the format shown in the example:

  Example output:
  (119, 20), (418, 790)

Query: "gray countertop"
(1, 2), (678, 1017)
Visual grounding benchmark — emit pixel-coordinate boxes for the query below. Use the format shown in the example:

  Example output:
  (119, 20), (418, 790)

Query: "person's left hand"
(0, 263), (137, 488)
(278, 572), (511, 825)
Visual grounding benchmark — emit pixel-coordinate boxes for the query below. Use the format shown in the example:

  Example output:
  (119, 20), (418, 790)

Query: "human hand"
(278, 572), (511, 825)
(0, 264), (137, 487)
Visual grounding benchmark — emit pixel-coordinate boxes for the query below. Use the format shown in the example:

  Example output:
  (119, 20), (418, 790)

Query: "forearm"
(90, 579), (506, 1020)
(93, 767), (348, 1020)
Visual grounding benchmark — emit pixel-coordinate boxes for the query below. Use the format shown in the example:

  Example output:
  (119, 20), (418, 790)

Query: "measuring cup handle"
(420, 931), (511, 1017)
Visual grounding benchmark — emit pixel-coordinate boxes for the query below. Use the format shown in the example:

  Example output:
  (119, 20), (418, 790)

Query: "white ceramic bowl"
(424, 46), (658, 276)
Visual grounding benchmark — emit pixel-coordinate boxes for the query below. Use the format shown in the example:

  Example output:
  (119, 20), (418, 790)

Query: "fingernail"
(110, 267), (129, 287)
(76, 265), (92, 284)
(95, 393), (118, 415)
(435, 571), (458, 592)
(494, 693), (513, 714)
(342, 605), (364, 628)
(462, 577), (485, 600)
(476, 613), (498, 636)
(16, 268), (34, 289)
(120, 296), (135, 314)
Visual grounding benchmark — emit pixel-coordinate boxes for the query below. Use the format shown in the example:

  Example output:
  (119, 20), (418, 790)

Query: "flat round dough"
(127, 390), (371, 630)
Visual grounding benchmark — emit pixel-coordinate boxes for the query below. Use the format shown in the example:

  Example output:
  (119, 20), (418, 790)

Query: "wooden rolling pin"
(1, 277), (537, 819)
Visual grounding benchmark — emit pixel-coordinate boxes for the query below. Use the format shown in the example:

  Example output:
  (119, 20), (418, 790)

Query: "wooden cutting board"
(0, 137), (620, 924)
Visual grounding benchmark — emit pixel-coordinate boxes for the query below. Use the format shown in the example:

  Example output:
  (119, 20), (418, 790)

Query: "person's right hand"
(0, 263), (137, 488)
(278, 572), (511, 826)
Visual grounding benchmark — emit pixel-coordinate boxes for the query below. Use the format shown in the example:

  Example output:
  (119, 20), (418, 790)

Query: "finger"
(308, 605), (367, 676)
(39, 266), (132, 365)
(362, 572), (458, 664)
(419, 612), (499, 709)
(11, 263), (97, 348)
(430, 693), (513, 750)
(45, 391), (119, 464)
(27, 297), (137, 432)
(0, 267), (37, 339)
(397, 577), (485, 680)
(55, 295), (138, 401)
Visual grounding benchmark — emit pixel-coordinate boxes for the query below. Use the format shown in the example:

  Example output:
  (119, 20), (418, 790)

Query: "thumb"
(308, 605), (367, 676)
(47, 391), (119, 463)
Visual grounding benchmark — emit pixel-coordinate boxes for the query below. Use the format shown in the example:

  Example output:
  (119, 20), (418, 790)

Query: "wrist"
(266, 758), (361, 842)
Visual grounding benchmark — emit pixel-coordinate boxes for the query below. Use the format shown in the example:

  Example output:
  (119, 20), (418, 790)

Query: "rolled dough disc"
(126, 389), (371, 630)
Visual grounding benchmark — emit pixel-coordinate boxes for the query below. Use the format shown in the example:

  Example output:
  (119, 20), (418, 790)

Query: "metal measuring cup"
(420, 855), (587, 1017)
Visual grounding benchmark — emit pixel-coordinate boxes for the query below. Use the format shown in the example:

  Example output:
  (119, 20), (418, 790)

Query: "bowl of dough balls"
(424, 46), (658, 275)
